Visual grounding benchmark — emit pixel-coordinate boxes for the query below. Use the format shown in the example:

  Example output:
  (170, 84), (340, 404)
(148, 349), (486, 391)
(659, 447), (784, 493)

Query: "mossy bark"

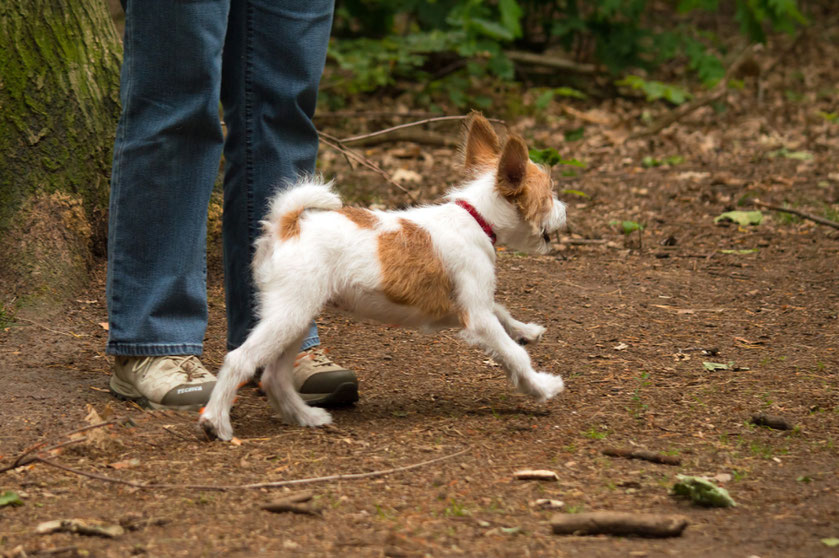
(0, 0), (122, 306)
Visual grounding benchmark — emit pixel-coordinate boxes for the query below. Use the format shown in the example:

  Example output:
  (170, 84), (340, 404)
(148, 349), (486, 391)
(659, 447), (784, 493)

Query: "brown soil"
(2, 28), (839, 558)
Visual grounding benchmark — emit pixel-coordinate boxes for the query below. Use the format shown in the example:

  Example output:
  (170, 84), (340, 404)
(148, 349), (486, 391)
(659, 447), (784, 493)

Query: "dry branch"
(602, 447), (682, 466)
(13, 449), (469, 492)
(504, 51), (599, 74)
(752, 200), (839, 230)
(551, 511), (689, 537)
(339, 115), (505, 144)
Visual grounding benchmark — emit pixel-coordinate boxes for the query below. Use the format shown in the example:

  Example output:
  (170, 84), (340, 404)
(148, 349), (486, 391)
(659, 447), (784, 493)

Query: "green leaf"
(498, 0), (523, 39)
(529, 147), (562, 166)
(822, 538), (839, 547)
(673, 475), (737, 507)
(564, 127), (585, 142)
(469, 18), (515, 41)
(767, 148), (813, 160)
(714, 211), (763, 226)
(560, 189), (590, 199)
(553, 86), (587, 100)
(703, 361), (730, 371)
(0, 491), (24, 507)
(609, 220), (645, 234)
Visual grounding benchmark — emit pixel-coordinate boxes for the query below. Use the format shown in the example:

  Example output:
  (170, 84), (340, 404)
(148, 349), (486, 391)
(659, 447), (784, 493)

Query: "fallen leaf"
(0, 491), (24, 507)
(230, 437), (243, 446)
(391, 168), (423, 184)
(672, 475), (736, 507)
(98, 322), (109, 331)
(108, 458), (140, 470)
(821, 538), (839, 547)
(613, 343), (628, 351)
(714, 211), (763, 226)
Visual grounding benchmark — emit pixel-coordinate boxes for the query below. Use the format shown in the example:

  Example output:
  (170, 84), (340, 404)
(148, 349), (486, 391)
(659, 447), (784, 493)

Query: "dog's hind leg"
(493, 303), (546, 346)
(199, 289), (329, 439)
(260, 333), (333, 427)
(460, 311), (564, 402)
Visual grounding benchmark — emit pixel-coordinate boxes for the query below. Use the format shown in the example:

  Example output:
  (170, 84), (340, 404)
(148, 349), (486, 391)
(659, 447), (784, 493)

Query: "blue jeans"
(106, 0), (333, 356)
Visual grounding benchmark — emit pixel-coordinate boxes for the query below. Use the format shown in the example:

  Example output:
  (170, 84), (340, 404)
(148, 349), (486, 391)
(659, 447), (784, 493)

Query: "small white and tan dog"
(199, 114), (567, 440)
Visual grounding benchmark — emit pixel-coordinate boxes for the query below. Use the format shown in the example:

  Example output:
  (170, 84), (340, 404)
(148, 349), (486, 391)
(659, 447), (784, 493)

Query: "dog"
(199, 113), (567, 440)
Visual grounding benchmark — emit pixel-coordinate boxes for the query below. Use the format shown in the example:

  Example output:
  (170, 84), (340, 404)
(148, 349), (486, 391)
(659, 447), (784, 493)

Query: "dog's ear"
(496, 135), (529, 199)
(463, 111), (500, 173)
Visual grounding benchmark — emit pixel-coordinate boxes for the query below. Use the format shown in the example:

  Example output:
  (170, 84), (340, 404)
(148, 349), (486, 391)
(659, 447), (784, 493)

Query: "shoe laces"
(136, 355), (206, 381)
(295, 348), (333, 368)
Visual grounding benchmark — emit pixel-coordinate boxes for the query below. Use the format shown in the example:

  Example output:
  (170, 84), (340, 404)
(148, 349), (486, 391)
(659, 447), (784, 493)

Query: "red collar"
(455, 200), (496, 245)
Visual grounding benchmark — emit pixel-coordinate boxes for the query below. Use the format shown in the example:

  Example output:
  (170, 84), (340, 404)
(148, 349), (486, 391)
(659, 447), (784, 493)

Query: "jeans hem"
(106, 343), (203, 357)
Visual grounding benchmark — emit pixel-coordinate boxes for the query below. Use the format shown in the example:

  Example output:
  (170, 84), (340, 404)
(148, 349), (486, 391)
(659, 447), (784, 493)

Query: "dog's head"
(462, 113), (566, 254)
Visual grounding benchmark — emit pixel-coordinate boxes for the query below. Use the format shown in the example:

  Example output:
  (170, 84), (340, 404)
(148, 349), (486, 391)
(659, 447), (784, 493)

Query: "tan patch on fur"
(378, 219), (454, 319)
(463, 113), (500, 173)
(496, 135), (554, 231)
(279, 208), (304, 240)
(338, 207), (379, 229)
(515, 163), (554, 230)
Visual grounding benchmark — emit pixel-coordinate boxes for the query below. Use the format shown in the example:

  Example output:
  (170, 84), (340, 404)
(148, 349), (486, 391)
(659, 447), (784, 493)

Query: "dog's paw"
(522, 371), (565, 402)
(198, 411), (234, 441)
(515, 323), (546, 346)
(284, 406), (333, 428)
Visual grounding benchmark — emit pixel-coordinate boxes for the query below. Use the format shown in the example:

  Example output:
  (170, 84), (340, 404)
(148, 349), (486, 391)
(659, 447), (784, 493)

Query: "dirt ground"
(2, 22), (839, 558)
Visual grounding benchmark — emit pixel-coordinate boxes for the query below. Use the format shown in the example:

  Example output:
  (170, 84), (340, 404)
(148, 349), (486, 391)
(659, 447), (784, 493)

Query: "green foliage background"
(325, 0), (806, 108)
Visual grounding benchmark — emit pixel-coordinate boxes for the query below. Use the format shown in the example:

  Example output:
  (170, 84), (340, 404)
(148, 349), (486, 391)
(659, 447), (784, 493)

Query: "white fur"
(199, 166), (567, 440)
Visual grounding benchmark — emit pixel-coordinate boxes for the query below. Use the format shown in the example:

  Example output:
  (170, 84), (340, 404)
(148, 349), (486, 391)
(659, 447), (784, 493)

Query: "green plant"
(583, 426), (609, 440)
(444, 498), (470, 517)
(327, 0), (806, 106)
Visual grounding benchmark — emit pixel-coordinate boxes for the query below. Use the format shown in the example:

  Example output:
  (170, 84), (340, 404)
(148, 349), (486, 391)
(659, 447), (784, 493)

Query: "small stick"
(261, 500), (322, 517)
(25, 448), (469, 492)
(15, 317), (82, 338)
(602, 447), (682, 466)
(1, 419), (120, 473)
(750, 413), (793, 431)
(551, 511), (689, 537)
(752, 200), (839, 230)
(340, 115), (505, 144)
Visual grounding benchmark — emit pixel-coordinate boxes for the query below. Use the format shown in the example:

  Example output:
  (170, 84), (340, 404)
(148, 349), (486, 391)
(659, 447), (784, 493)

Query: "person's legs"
(220, 0), (333, 351)
(105, 0), (230, 408)
(107, 0), (230, 356)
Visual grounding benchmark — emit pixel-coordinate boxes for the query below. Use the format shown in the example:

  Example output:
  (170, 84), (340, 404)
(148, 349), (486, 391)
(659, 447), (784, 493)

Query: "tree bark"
(0, 0), (122, 307)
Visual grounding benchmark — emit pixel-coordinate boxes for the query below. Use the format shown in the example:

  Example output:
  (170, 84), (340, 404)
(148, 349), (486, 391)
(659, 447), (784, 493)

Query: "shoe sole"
(109, 375), (204, 412)
(299, 381), (359, 408)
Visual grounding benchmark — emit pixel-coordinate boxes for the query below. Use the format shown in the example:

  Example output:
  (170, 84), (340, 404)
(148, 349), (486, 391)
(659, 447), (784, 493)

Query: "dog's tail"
(262, 177), (342, 238)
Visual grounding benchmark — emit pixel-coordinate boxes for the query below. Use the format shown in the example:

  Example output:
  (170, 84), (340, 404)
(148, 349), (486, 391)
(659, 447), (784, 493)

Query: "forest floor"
(2, 22), (839, 558)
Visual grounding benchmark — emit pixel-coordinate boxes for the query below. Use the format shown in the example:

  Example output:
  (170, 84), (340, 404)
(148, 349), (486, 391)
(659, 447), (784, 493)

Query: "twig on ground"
(551, 511), (689, 537)
(17, 448), (469, 492)
(340, 115), (505, 144)
(14, 317), (83, 338)
(504, 51), (599, 74)
(340, 128), (457, 148)
(752, 200), (839, 230)
(1, 419), (121, 473)
(602, 447), (682, 466)
(627, 44), (758, 140)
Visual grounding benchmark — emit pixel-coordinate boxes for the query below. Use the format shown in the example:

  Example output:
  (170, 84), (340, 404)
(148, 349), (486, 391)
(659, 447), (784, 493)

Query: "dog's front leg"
(493, 303), (546, 346)
(461, 311), (564, 402)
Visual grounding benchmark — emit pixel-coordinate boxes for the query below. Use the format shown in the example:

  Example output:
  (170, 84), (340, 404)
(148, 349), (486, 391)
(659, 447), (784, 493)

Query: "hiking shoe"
(110, 355), (216, 411)
(293, 348), (358, 407)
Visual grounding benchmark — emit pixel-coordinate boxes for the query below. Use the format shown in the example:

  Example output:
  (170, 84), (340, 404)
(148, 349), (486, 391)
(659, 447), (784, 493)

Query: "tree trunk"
(0, 0), (122, 309)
